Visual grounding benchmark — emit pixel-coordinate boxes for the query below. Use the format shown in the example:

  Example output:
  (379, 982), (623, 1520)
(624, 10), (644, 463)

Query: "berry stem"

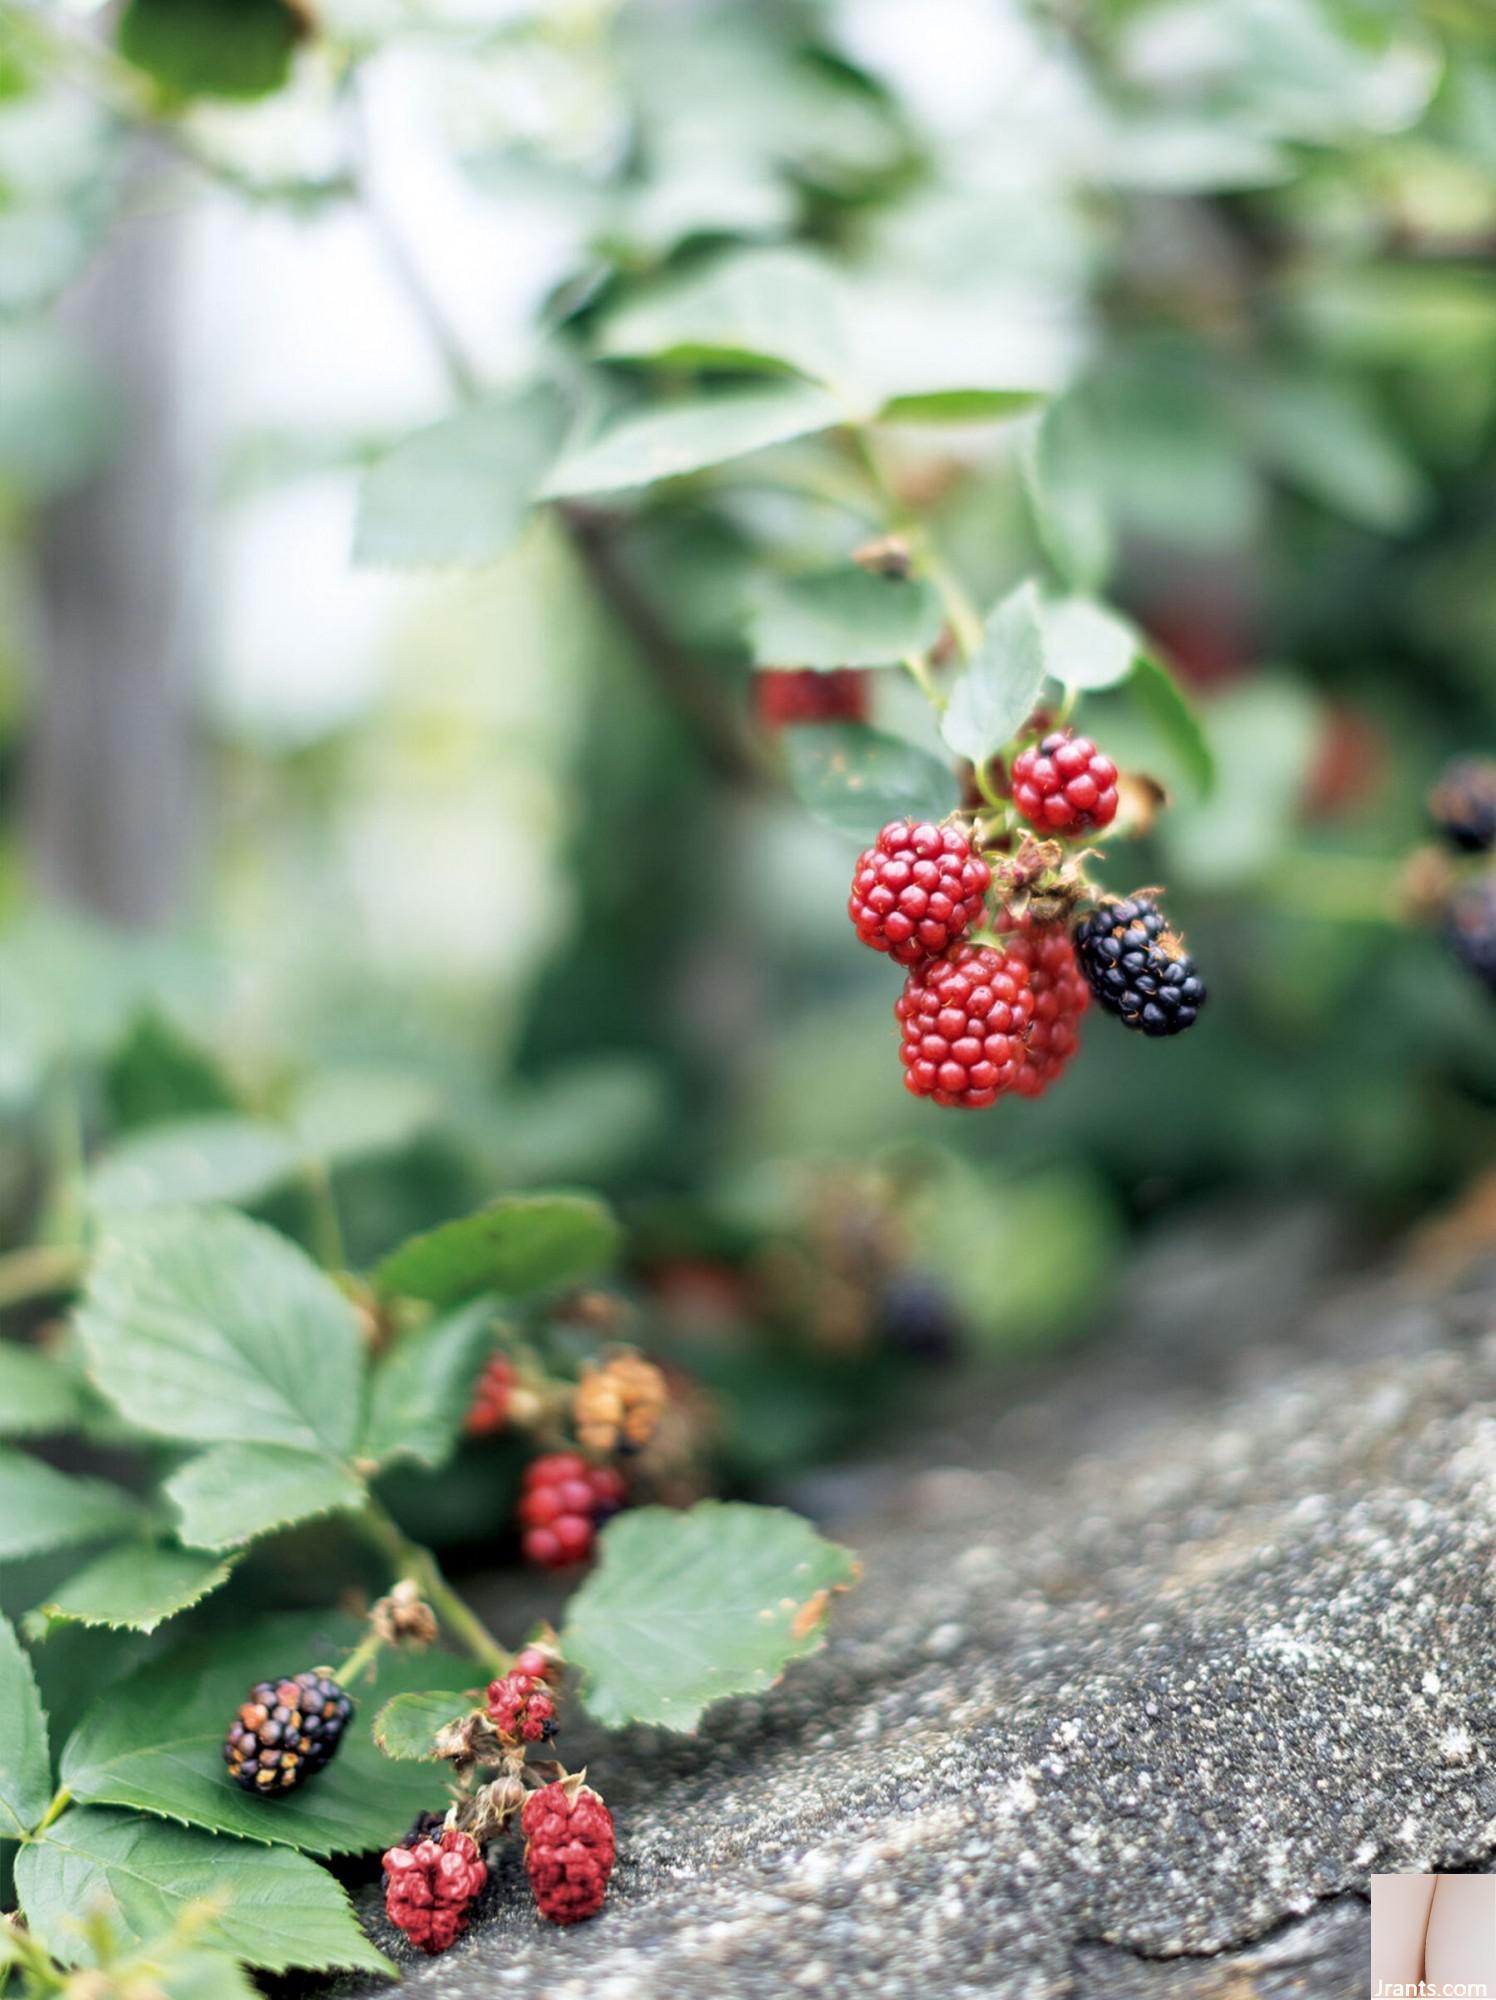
(844, 426), (984, 659)
(337, 1625), (387, 1687)
(302, 1157), (346, 1273)
(900, 649), (946, 712)
(354, 1502), (511, 1678)
(33, 1787), (72, 1838)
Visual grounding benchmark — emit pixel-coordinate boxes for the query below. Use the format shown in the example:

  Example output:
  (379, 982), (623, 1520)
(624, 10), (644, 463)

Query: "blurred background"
(1, 0), (1494, 1503)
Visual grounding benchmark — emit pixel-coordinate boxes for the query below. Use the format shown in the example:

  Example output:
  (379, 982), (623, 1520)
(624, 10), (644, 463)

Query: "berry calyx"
(1005, 913), (1089, 1096)
(517, 1454), (627, 1569)
(1072, 897), (1206, 1037)
(756, 667), (870, 728)
(223, 1670), (352, 1795)
(849, 822), (991, 965)
(464, 1352), (516, 1438)
(521, 1776), (615, 1925)
(894, 941), (1036, 1108)
(1428, 756), (1496, 855)
(382, 1826), (487, 1955)
(1011, 731), (1119, 835)
(485, 1670), (558, 1746)
(1447, 874), (1496, 998)
(574, 1349), (668, 1454)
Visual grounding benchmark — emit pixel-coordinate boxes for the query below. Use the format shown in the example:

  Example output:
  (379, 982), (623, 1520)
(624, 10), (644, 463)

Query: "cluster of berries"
(464, 1343), (669, 1569)
(848, 730), (1204, 1108)
(1429, 756), (1496, 1000)
(382, 1644), (614, 1950)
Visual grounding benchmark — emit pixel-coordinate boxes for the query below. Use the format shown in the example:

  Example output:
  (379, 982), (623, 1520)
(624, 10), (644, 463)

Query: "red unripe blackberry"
(1429, 757), (1496, 855)
(1073, 896), (1206, 1036)
(513, 1641), (561, 1683)
(464, 1352), (516, 1438)
(755, 668), (870, 728)
(382, 1826), (487, 1954)
(518, 1454), (627, 1569)
(1011, 731), (1119, 834)
(223, 1670), (352, 1795)
(894, 942), (1036, 1108)
(485, 1670), (558, 1746)
(849, 821), (991, 965)
(521, 1778), (615, 1925)
(1005, 915), (1089, 1096)
(1447, 874), (1496, 997)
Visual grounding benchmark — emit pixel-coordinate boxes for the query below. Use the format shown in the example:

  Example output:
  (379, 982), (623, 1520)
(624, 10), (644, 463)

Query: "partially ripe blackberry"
(1429, 757), (1496, 855)
(1073, 897), (1206, 1037)
(223, 1670), (352, 1795)
(850, 821), (991, 965)
(895, 942), (1035, 1107)
(1447, 874), (1496, 998)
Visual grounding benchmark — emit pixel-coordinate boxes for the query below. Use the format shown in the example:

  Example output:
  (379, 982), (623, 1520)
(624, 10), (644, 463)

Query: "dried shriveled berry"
(895, 942), (1035, 1108)
(382, 1826), (487, 1954)
(485, 1670), (558, 1746)
(223, 1670), (352, 1796)
(522, 1777), (615, 1925)
(1072, 897), (1206, 1037)
(850, 822), (991, 965)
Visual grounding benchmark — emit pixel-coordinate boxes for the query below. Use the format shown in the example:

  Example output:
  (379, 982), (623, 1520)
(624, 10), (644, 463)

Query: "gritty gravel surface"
(326, 1212), (1496, 2000)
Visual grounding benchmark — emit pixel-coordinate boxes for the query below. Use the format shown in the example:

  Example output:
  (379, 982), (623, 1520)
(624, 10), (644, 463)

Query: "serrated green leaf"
(116, 0), (299, 102)
(1127, 654), (1216, 800)
(940, 582), (1050, 767)
(877, 387), (1044, 424)
(0, 1614), (51, 1838)
(0, 1449), (136, 1561)
(359, 1296), (497, 1472)
(594, 246), (852, 385)
(372, 1688), (469, 1760)
(373, 1193), (620, 1310)
(1043, 596), (1140, 693)
(354, 385), (563, 568)
(0, 1344), (85, 1438)
(29, 1544), (234, 1635)
(1023, 398), (1113, 595)
(747, 569), (944, 669)
(165, 1445), (365, 1552)
(541, 382), (846, 497)
(86, 1116), (301, 1217)
(14, 1809), (392, 1973)
(564, 1501), (857, 1731)
(60, 1613), (477, 1858)
(76, 1208), (364, 1456)
(782, 722), (959, 841)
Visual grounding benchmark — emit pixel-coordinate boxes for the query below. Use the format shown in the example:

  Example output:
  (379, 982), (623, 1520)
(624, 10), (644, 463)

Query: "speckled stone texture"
(328, 1213), (1496, 2000)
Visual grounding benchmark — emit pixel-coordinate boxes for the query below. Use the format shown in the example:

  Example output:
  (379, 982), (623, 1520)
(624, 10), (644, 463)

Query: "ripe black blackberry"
(1447, 875), (1496, 998)
(1073, 897), (1206, 1037)
(1428, 757), (1496, 854)
(223, 1669), (352, 1795)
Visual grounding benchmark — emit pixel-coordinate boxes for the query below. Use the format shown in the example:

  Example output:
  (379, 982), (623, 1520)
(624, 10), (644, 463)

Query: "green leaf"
(288, 1068), (440, 1166)
(541, 382), (846, 498)
(162, 1954), (261, 2000)
(86, 1116), (301, 1217)
(877, 388), (1044, 425)
(1249, 372), (1427, 533)
(105, 1009), (240, 1133)
(0, 1344), (85, 1438)
(1023, 398), (1113, 594)
(0, 1449), (135, 1562)
(564, 1501), (858, 1731)
(359, 1296), (498, 1472)
(60, 1613), (477, 1859)
(116, 0), (300, 102)
(372, 1688), (469, 1761)
(1043, 597), (1140, 693)
(373, 1192), (620, 1310)
(747, 569), (944, 669)
(594, 246), (851, 385)
(0, 1614), (51, 1838)
(940, 582), (1050, 766)
(165, 1445), (366, 1552)
(76, 1208), (364, 1457)
(1127, 654), (1216, 800)
(29, 1545), (234, 1635)
(354, 385), (564, 568)
(14, 1809), (392, 1974)
(782, 723), (959, 840)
